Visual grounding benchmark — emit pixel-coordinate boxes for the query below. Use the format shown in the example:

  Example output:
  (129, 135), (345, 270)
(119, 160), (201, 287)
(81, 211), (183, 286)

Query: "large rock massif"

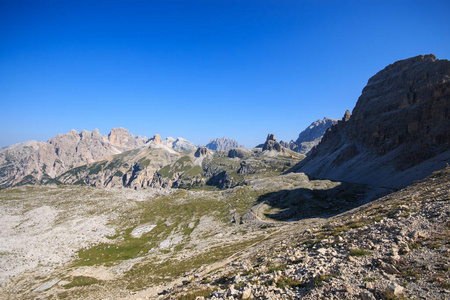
(0, 129), (199, 189)
(0, 128), (148, 188)
(0, 127), (301, 190)
(290, 54), (450, 188)
(205, 137), (244, 151)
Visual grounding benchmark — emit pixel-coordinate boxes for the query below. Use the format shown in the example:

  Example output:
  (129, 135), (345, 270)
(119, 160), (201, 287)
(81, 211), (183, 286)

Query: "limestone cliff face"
(0, 128), (148, 187)
(56, 142), (181, 189)
(290, 54), (450, 188)
(107, 127), (147, 149)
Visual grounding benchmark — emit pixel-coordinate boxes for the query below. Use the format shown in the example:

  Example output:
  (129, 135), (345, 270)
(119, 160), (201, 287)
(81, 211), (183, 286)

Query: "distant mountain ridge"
(289, 54), (450, 188)
(280, 117), (338, 155)
(205, 137), (244, 151)
(0, 128), (196, 188)
(0, 129), (301, 189)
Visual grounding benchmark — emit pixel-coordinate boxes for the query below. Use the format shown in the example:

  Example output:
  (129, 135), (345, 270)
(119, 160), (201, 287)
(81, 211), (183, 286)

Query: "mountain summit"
(281, 117), (338, 155)
(289, 54), (450, 188)
(205, 137), (244, 151)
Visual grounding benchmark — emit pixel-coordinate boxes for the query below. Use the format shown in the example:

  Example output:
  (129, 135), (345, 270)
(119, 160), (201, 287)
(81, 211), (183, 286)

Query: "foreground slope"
(0, 162), (379, 299)
(169, 167), (450, 299)
(289, 54), (450, 188)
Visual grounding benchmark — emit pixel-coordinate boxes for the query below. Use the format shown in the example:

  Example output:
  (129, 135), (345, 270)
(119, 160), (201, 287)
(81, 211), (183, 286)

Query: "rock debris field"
(0, 168), (449, 299)
(168, 168), (450, 300)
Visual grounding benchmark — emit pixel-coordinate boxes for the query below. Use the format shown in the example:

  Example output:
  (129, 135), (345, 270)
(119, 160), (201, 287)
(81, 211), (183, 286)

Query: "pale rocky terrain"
(2, 166), (447, 299)
(167, 167), (450, 300)
(0, 146), (385, 300)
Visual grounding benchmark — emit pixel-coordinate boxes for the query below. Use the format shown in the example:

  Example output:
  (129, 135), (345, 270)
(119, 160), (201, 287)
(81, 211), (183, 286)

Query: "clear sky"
(1, 0), (449, 148)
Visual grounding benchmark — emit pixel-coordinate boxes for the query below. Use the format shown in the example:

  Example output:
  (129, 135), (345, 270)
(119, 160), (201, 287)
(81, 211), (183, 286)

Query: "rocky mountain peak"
(342, 110), (351, 122)
(205, 137), (244, 151)
(262, 134), (283, 151)
(172, 138), (197, 152)
(108, 127), (134, 148)
(151, 134), (162, 144)
(290, 54), (450, 188)
(281, 117), (339, 155)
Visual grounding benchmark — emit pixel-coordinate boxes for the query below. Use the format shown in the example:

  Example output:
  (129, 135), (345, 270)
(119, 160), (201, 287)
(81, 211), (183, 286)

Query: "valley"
(0, 54), (449, 299)
(0, 156), (382, 299)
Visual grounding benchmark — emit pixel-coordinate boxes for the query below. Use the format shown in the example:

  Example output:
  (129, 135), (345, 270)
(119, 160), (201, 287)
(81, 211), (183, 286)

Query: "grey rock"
(386, 282), (404, 296)
(292, 117), (339, 155)
(172, 138), (196, 152)
(228, 148), (248, 159)
(360, 291), (376, 300)
(242, 288), (252, 299)
(195, 147), (208, 158)
(289, 54), (450, 189)
(262, 134), (283, 152)
(205, 137), (244, 151)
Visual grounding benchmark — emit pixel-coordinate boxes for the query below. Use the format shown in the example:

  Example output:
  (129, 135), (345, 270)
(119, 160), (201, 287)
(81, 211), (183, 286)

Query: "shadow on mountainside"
(250, 182), (390, 222)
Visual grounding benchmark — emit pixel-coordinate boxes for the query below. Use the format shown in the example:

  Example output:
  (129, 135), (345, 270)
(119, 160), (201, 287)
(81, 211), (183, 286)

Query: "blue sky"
(1, 0), (449, 148)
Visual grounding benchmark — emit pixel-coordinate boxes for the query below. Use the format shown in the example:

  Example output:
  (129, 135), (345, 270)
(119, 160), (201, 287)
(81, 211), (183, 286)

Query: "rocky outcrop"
(150, 134), (162, 144)
(206, 170), (235, 189)
(281, 117), (339, 155)
(290, 54), (450, 188)
(228, 148), (249, 159)
(57, 143), (181, 189)
(194, 147), (208, 158)
(205, 137), (244, 151)
(280, 140), (298, 152)
(262, 134), (283, 152)
(107, 127), (146, 148)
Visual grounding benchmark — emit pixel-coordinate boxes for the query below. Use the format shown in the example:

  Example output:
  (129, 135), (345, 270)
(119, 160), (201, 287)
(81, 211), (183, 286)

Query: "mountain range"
(0, 121), (334, 189)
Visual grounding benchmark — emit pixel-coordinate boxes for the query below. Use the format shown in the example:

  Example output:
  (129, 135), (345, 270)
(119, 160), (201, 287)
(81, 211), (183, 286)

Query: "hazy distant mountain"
(289, 54), (450, 188)
(280, 118), (338, 155)
(205, 137), (244, 151)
